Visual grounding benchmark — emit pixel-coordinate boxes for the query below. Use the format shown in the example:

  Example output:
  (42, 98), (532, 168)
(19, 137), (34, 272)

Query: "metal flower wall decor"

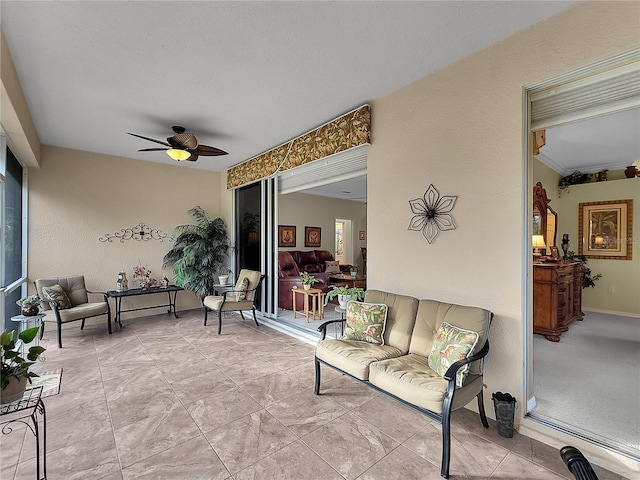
(99, 222), (175, 243)
(408, 184), (458, 244)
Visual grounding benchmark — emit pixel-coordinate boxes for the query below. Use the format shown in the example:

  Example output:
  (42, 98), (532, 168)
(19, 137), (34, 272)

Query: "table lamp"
(532, 235), (547, 260)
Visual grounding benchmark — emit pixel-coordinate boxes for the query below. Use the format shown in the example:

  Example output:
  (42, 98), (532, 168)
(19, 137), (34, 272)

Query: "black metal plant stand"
(1, 386), (47, 479)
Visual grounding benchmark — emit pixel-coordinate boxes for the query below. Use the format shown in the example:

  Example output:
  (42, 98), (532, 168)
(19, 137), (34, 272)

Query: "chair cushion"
(316, 339), (403, 380)
(362, 290), (419, 354)
(235, 276), (249, 301)
(203, 295), (254, 312)
(41, 284), (72, 310)
(42, 302), (108, 323)
(427, 322), (479, 387)
(343, 301), (388, 345)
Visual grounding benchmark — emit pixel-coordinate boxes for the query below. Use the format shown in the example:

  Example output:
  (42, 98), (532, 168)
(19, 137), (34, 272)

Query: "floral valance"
(227, 104), (370, 189)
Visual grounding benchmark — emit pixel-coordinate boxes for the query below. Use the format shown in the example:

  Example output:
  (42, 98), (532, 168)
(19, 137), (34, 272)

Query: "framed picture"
(278, 225), (296, 247)
(578, 199), (633, 260)
(359, 230), (366, 241)
(305, 226), (321, 247)
(550, 246), (561, 260)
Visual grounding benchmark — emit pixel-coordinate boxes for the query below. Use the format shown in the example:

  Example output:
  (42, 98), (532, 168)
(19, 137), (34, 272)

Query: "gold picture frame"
(305, 226), (321, 247)
(578, 199), (632, 260)
(278, 225), (296, 247)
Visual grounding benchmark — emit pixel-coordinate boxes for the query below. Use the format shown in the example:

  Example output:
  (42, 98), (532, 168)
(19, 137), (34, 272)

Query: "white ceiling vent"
(278, 144), (367, 194)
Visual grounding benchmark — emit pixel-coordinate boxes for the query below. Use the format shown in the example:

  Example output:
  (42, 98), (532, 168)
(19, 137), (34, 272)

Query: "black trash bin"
(492, 391), (516, 438)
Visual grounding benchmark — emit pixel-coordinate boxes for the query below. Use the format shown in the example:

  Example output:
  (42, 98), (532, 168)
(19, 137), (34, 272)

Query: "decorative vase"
(1, 376), (27, 405)
(21, 306), (39, 316)
(218, 275), (229, 285)
(303, 284), (311, 291)
(338, 295), (351, 308)
(624, 166), (638, 178)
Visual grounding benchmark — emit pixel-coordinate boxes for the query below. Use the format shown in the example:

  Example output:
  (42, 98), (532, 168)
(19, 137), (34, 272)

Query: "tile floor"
(0, 310), (627, 480)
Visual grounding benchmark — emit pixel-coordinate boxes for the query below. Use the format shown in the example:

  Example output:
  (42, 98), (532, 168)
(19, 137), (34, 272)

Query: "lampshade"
(166, 149), (191, 161)
(532, 235), (546, 248)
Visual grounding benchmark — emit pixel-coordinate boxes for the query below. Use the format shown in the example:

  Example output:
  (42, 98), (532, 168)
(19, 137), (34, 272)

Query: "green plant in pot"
(1, 327), (46, 404)
(325, 285), (365, 308)
(16, 295), (41, 316)
(300, 271), (317, 291)
(163, 206), (230, 299)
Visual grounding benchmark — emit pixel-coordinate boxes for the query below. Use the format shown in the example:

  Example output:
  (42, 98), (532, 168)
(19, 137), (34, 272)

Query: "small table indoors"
(291, 287), (325, 322)
(10, 313), (45, 354)
(106, 285), (183, 327)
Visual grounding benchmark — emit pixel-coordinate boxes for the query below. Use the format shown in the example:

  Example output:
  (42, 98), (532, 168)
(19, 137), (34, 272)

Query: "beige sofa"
(314, 289), (493, 479)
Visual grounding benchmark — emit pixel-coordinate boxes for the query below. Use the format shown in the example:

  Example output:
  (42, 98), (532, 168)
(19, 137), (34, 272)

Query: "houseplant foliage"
(1, 327), (46, 401)
(325, 285), (365, 307)
(16, 295), (41, 316)
(565, 251), (602, 288)
(300, 272), (317, 290)
(163, 206), (230, 299)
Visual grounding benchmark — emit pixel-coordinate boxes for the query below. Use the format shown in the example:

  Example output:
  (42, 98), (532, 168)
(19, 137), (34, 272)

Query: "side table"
(1, 386), (48, 479)
(10, 314), (45, 354)
(291, 288), (325, 322)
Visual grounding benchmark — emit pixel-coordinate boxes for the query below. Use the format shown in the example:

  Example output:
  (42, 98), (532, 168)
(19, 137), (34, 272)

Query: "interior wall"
(367, 0), (639, 435)
(27, 145), (223, 315)
(278, 192), (367, 271)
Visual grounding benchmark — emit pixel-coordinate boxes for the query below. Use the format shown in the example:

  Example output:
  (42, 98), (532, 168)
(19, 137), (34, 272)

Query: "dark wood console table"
(328, 273), (367, 289)
(106, 285), (183, 326)
(533, 262), (583, 342)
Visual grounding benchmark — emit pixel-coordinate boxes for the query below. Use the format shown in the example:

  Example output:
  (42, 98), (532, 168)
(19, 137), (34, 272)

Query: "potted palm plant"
(163, 206), (231, 299)
(1, 327), (46, 404)
(325, 285), (365, 308)
(300, 271), (317, 291)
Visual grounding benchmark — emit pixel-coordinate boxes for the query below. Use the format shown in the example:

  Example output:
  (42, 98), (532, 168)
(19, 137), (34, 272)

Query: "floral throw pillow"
(325, 260), (341, 274)
(42, 284), (72, 310)
(428, 321), (479, 387)
(235, 276), (249, 302)
(343, 301), (388, 345)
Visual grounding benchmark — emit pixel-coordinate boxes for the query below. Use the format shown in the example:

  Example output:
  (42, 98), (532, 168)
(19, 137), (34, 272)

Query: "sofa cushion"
(369, 354), (484, 413)
(278, 251), (300, 277)
(343, 301), (388, 345)
(427, 322), (479, 387)
(42, 284), (72, 310)
(316, 339), (403, 380)
(363, 290), (419, 354)
(410, 299), (491, 376)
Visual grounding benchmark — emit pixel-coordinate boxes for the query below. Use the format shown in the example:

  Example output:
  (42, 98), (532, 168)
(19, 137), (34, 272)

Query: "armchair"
(203, 269), (264, 334)
(34, 275), (111, 348)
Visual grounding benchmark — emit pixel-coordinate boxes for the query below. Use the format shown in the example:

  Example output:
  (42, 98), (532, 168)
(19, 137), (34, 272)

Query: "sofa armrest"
(317, 318), (346, 340)
(443, 340), (490, 382)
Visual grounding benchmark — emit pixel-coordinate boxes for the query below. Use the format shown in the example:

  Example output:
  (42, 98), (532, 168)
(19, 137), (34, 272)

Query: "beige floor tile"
(240, 371), (310, 407)
(169, 369), (237, 404)
(451, 405), (519, 450)
(113, 402), (201, 467)
(234, 440), (343, 480)
(257, 349), (314, 370)
(287, 360), (345, 385)
(303, 412), (398, 480)
(353, 395), (431, 443)
(186, 386), (263, 432)
(267, 389), (347, 437)
(511, 435), (573, 479)
(107, 385), (180, 430)
(205, 409), (298, 474)
(203, 344), (259, 367)
(491, 451), (567, 479)
(0, 422), (26, 468)
(357, 445), (443, 480)
(317, 374), (380, 410)
(122, 434), (230, 479)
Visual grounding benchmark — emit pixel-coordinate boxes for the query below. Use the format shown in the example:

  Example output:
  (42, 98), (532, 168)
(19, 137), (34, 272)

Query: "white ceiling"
(2, 0), (578, 174)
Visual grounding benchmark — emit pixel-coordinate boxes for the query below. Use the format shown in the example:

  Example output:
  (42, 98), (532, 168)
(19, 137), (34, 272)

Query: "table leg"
(168, 291), (180, 318)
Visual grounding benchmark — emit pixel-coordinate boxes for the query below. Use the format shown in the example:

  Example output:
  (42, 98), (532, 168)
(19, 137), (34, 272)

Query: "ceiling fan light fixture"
(166, 149), (191, 161)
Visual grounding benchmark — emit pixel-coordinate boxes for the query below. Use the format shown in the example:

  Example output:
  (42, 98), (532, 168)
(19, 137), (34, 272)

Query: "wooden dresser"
(533, 261), (584, 342)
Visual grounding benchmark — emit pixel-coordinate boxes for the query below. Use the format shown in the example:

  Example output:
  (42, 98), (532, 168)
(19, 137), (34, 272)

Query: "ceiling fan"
(126, 125), (228, 162)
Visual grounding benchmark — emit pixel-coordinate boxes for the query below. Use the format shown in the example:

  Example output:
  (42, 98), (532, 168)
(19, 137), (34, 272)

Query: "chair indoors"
(34, 275), (111, 348)
(203, 269), (264, 334)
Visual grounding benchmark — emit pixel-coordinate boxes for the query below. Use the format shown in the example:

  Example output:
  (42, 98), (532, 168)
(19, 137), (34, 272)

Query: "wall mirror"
(533, 182), (557, 253)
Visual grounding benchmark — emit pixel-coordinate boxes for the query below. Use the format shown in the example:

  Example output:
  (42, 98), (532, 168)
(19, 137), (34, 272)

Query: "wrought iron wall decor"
(408, 184), (458, 244)
(99, 222), (175, 243)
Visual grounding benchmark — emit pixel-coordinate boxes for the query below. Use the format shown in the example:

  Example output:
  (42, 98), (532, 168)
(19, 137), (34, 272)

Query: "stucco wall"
(27, 145), (223, 315)
(368, 0), (639, 426)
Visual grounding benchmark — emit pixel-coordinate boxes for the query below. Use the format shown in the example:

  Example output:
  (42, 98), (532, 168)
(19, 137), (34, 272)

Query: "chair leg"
(251, 308), (259, 327)
(477, 390), (489, 428)
(57, 321), (63, 349)
(239, 311), (246, 320)
(204, 306), (209, 326)
(314, 358), (321, 395)
(218, 309), (223, 335)
(39, 323), (45, 340)
(80, 319), (86, 330)
(440, 390), (454, 478)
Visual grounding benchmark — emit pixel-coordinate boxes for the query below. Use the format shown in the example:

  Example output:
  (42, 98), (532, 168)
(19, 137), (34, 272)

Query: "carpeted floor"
(532, 311), (640, 458)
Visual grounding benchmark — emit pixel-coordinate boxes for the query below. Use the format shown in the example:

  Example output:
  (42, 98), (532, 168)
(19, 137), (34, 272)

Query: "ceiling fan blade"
(192, 144), (228, 156)
(186, 153), (198, 162)
(126, 132), (171, 147)
(138, 148), (169, 152)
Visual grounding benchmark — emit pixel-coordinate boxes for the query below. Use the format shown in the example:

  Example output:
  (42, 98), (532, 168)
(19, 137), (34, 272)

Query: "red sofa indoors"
(278, 250), (350, 310)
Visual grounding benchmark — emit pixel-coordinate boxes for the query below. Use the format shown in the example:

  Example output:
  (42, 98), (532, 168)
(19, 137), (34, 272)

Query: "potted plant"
(1, 327), (46, 404)
(16, 295), (41, 316)
(325, 285), (365, 308)
(300, 271), (317, 291)
(163, 206), (230, 299)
